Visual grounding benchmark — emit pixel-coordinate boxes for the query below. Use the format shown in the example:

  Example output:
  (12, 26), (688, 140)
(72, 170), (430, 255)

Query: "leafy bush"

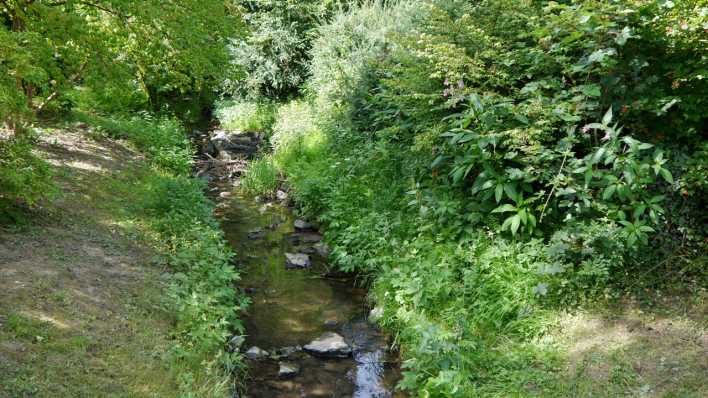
(0, 130), (56, 221)
(268, 0), (707, 395)
(226, 0), (329, 98)
(214, 100), (276, 133)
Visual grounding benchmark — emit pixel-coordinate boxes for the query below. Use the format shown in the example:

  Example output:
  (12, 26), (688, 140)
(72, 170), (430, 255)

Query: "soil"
(0, 126), (179, 397)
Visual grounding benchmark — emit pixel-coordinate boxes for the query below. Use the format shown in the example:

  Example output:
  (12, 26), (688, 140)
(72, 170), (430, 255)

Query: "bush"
(268, 0), (707, 395)
(214, 100), (276, 134)
(226, 0), (328, 98)
(0, 130), (56, 221)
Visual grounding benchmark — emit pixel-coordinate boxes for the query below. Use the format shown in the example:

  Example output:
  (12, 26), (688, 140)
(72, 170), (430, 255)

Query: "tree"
(0, 0), (243, 131)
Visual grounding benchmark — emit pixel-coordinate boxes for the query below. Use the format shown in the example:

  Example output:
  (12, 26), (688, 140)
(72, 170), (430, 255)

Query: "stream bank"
(198, 129), (403, 397)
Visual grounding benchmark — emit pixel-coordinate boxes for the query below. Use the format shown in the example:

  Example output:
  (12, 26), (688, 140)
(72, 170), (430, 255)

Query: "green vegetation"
(234, 0), (707, 396)
(0, 129), (56, 222)
(3, 0), (706, 396)
(82, 115), (248, 396)
(215, 100), (276, 134)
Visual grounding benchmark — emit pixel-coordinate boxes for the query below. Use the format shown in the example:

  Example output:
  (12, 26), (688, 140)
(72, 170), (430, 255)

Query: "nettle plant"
(438, 101), (671, 249)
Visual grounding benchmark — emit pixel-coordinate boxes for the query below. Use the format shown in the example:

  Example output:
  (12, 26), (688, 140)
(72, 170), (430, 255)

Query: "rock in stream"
(303, 332), (352, 358)
(285, 253), (311, 269)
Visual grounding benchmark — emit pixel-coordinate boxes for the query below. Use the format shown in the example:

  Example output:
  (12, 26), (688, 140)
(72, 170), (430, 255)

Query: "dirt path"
(0, 127), (179, 397)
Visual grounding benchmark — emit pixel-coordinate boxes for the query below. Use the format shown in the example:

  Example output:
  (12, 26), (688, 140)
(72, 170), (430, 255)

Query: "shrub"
(269, 0), (707, 395)
(0, 130), (56, 221)
(226, 0), (328, 98)
(214, 100), (276, 134)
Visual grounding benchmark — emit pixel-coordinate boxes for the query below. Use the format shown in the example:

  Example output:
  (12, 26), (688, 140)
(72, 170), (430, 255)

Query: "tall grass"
(240, 157), (280, 197)
(214, 100), (275, 133)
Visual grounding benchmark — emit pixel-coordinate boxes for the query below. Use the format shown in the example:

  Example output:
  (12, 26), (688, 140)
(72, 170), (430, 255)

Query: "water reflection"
(219, 195), (402, 397)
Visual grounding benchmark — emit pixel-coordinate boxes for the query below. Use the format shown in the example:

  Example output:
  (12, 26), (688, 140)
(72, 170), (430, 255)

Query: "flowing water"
(218, 194), (403, 398)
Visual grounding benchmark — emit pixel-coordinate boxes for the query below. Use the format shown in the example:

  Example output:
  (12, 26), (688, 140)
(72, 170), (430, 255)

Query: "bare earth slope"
(0, 126), (179, 397)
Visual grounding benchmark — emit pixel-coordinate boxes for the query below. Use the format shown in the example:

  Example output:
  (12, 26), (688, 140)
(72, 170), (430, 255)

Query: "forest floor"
(0, 124), (180, 397)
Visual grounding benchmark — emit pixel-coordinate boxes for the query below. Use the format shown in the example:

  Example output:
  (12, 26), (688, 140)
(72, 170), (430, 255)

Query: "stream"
(216, 193), (403, 397)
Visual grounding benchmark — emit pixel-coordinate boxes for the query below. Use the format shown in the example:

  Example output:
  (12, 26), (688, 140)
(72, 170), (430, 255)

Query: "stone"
(207, 130), (262, 158)
(297, 246), (316, 255)
(278, 362), (300, 379)
(285, 253), (310, 269)
(228, 335), (245, 351)
(293, 219), (312, 230)
(314, 243), (330, 258)
(272, 346), (300, 359)
(323, 318), (339, 329)
(368, 307), (384, 324)
(247, 228), (266, 240)
(299, 233), (322, 243)
(276, 190), (288, 201)
(245, 346), (269, 360)
(303, 332), (351, 358)
(219, 191), (232, 198)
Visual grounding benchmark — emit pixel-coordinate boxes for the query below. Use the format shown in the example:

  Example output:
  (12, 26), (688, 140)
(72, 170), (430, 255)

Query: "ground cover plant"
(242, 0), (707, 395)
(2, 0), (706, 396)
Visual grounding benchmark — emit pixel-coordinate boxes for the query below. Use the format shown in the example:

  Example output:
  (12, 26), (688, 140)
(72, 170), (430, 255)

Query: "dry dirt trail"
(0, 126), (180, 397)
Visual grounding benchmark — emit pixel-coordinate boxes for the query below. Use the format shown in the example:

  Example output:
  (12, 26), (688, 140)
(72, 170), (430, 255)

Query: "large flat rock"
(303, 332), (352, 358)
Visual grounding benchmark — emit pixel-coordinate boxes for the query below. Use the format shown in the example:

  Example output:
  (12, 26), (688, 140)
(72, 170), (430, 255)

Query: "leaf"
(451, 167), (466, 183)
(528, 213), (537, 228)
(615, 26), (632, 46)
(495, 184), (504, 203)
(602, 107), (613, 125)
(492, 204), (517, 213)
(591, 147), (606, 164)
(581, 84), (601, 97)
(603, 185), (617, 200)
(633, 204), (646, 219)
(431, 155), (447, 168)
(584, 122), (606, 130)
(533, 283), (548, 296)
(518, 208), (528, 225)
(659, 168), (674, 184)
(660, 98), (679, 113)
(510, 215), (521, 236)
(584, 167), (594, 187)
(503, 183), (518, 203)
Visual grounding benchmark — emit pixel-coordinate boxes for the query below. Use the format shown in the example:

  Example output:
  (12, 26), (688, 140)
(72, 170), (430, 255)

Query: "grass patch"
(240, 156), (280, 197)
(214, 100), (275, 134)
(1, 116), (246, 397)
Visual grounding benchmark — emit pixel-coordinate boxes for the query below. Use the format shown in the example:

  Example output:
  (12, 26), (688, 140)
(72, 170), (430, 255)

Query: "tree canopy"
(1, 0), (242, 127)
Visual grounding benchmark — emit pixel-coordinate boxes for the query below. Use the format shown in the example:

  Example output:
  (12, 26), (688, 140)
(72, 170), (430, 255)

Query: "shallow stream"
(218, 194), (402, 397)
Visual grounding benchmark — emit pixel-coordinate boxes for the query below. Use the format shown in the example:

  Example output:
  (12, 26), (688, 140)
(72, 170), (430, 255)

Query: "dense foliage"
(0, 129), (56, 221)
(226, 0), (337, 98)
(1, 0), (240, 125)
(241, 0), (707, 395)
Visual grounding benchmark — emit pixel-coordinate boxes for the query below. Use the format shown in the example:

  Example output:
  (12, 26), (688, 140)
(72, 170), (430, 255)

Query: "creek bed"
(219, 194), (402, 397)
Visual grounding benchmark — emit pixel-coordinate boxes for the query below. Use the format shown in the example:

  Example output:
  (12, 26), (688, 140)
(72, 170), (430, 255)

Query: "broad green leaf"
(492, 204), (517, 213)
(510, 215), (521, 235)
(659, 168), (674, 184)
(602, 107), (613, 125)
